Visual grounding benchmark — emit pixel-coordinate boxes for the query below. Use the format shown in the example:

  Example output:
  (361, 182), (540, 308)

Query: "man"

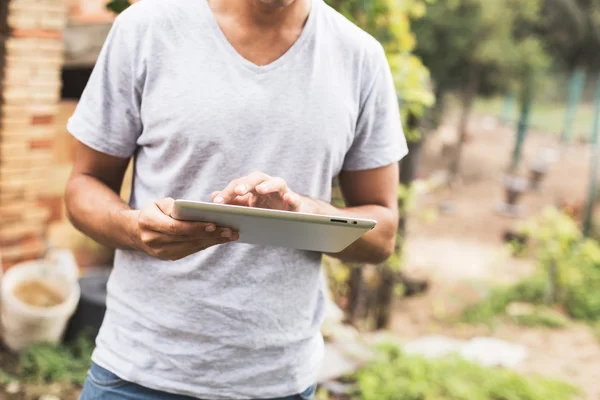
(65, 0), (407, 398)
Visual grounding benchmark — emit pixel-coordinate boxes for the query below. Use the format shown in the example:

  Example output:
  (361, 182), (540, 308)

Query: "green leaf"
(106, 0), (131, 14)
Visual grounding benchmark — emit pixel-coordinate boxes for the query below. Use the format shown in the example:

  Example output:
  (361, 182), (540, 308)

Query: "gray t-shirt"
(67, 0), (407, 398)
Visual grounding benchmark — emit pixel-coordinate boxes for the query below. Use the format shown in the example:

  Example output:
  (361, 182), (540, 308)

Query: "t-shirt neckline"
(201, 0), (318, 74)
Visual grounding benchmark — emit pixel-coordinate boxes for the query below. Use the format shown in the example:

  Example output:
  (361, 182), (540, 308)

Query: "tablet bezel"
(172, 200), (376, 230)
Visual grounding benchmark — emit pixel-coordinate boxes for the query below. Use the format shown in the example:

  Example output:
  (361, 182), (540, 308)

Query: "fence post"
(500, 92), (516, 125)
(511, 71), (534, 171)
(583, 73), (600, 237)
(560, 67), (586, 145)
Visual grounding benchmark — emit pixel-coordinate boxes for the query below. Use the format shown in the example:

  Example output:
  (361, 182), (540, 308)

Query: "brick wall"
(0, 0), (67, 269)
(68, 0), (115, 24)
(68, 0), (140, 24)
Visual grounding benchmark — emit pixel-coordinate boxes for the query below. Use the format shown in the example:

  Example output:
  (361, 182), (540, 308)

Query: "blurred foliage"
(540, 0), (600, 71)
(17, 335), (94, 385)
(326, 0), (435, 127)
(463, 207), (600, 327)
(413, 0), (548, 102)
(354, 343), (578, 400)
(106, 0), (131, 14)
(461, 275), (547, 326)
(0, 369), (18, 386)
(509, 308), (569, 329)
(323, 180), (436, 327)
(521, 207), (600, 321)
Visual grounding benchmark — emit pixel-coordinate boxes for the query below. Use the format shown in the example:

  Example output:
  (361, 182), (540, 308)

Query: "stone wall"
(0, 0), (68, 269)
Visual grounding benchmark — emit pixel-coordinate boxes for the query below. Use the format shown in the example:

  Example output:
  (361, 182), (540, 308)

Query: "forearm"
(305, 198), (397, 264)
(65, 174), (139, 251)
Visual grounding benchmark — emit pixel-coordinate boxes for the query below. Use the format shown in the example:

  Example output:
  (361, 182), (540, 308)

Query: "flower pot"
(0, 260), (80, 352)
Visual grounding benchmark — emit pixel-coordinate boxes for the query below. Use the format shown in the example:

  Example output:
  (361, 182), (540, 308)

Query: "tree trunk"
(347, 266), (367, 325)
(375, 243), (400, 329)
(429, 83), (447, 129)
(375, 113), (423, 329)
(449, 63), (481, 180)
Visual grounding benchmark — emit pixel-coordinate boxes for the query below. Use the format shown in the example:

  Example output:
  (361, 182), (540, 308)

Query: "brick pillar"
(0, 0), (67, 269)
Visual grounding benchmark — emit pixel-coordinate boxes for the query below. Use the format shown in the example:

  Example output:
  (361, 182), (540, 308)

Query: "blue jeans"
(80, 363), (316, 400)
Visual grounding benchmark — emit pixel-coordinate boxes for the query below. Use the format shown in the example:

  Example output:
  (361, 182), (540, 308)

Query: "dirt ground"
(394, 112), (600, 399)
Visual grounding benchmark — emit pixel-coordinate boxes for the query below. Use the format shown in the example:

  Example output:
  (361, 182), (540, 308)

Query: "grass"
(460, 275), (569, 330)
(461, 275), (548, 327)
(508, 308), (569, 329)
(353, 343), (579, 400)
(473, 96), (596, 141)
(0, 334), (94, 388)
(19, 336), (94, 385)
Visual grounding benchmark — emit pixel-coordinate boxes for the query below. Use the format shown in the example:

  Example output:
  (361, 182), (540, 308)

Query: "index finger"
(214, 172), (270, 204)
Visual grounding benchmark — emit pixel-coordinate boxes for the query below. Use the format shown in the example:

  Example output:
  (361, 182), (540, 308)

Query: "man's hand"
(131, 197), (239, 261)
(212, 171), (317, 213)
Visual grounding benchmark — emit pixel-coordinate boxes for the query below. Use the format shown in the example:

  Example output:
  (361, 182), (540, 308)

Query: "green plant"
(18, 335), (94, 385)
(522, 207), (600, 320)
(0, 369), (18, 386)
(315, 387), (330, 400)
(355, 343), (579, 400)
(461, 275), (547, 326)
(509, 308), (569, 329)
(463, 207), (600, 329)
(106, 0), (131, 14)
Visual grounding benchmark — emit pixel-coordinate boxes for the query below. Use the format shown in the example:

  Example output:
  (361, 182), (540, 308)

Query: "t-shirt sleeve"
(342, 45), (408, 171)
(66, 14), (142, 159)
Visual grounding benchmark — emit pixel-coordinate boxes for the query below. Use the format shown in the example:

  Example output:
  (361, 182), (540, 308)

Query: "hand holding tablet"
(170, 172), (376, 253)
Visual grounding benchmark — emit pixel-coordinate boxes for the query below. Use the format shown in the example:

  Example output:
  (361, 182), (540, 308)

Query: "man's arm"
(65, 142), (238, 260)
(304, 163), (399, 264)
(65, 142), (139, 250)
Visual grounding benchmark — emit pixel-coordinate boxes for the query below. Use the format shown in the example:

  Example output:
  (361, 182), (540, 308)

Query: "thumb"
(155, 197), (175, 217)
(283, 192), (303, 210)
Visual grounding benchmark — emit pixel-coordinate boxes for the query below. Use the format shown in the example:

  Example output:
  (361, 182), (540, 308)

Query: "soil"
(394, 112), (600, 399)
(12, 280), (65, 308)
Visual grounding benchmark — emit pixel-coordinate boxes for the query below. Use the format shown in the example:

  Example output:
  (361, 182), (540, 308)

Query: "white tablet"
(171, 200), (376, 253)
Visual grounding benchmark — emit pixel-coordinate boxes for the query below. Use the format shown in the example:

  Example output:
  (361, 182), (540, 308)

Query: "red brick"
(37, 196), (63, 222)
(0, 166), (50, 182)
(0, 150), (54, 168)
(1, 261), (17, 271)
(29, 139), (54, 149)
(0, 205), (50, 225)
(0, 233), (38, 247)
(11, 29), (63, 40)
(0, 237), (47, 265)
(31, 115), (55, 125)
(0, 221), (46, 244)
